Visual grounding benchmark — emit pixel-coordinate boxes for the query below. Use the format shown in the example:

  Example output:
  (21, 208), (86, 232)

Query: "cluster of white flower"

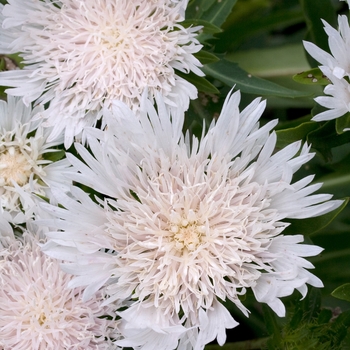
(0, 224), (121, 350)
(304, 2), (350, 126)
(41, 91), (341, 349)
(0, 0), (203, 147)
(0, 0), (345, 349)
(0, 96), (73, 223)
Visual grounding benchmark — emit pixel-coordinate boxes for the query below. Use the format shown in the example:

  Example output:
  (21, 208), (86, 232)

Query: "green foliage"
(332, 284), (350, 302)
(299, 0), (337, 67)
(43, 149), (66, 162)
(181, 19), (222, 35)
(227, 44), (310, 78)
(187, 0), (237, 27)
(336, 113), (350, 135)
(177, 71), (219, 94)
(186, 0), (237, 43)
(293, 68), (330, 85)
(203, 59), (310, 97)
(194, 50), (220, 65)
(263, 289), (350, 350)
(214, 1), (304, 52)
(307, 120), (350, 161)
(199, 0), (238, 27)
(0, 53), (23, 70)
(284, 198), (349, 236)
(276, 120), (318, 148)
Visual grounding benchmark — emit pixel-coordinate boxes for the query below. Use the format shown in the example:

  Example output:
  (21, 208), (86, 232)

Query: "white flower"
(41, 91), (342, 349)
(303, 15), (350, 124)
(252, 235), (324, 316)
(310, 66), (350, 123)
(117, 303), (188, 350)
(0, 208), (15, 249)
(0, 0), (203, 147)
(304, 16), (350, 80)
(0, 229), (119, 350)
(0, 96), (71, 221)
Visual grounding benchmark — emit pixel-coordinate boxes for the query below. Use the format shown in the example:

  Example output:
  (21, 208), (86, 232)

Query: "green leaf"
(284, 198), (349, 236)
(200, 0), (238, 27)
(186, 0), (237, 42)
(299, 0), (337, 47)
(276, 121), (318, 149)
(177, 71), (219, 94)
(215, 7), (304, 52)
(263, 305), (281, 337)
(0, 85), (7, 100)
(317, 308), (333, 324)
(0, 54), (23, 71)
(202, 59), (311, 98)
(227, 44), (311, 79)
(299, 0), (337, 66)
(44, 150), (66, 162)
(186, 0), (216, 19)
(7, 53), (24, 69)
(0, 57), (6, 71)
(293, 68), (330, 85)
(275, 114), (315, 130)
(263, 305), (283, 348)
(191, 76), (219, 94)
(194, 50), (219, 65)
(289, 288), (322, 330)
(336, 112), (350, 135)
(327, 310), (350, 347)
(181, 19), (222, 34)
(307, 120), (350, 161)
(319, 172), (350, 197)
(301, 288), (322, 322)
(332, 283), (350, 302)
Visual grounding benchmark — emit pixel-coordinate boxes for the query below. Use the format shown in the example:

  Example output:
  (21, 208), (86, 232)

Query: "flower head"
(304, 15), (350, 80)
(41, 91), (341, 349)
(0, 229), (119, 350)
(0, 96), (71, 221)
(303, 15), (350, 124)
(0, 0), (203, 147)
(308, 66), (350, 123)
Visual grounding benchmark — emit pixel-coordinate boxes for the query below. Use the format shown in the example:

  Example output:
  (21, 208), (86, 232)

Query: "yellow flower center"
(38, 313), (46, 326)
(0, 146), (33, 186)
(171, 218), (205, 251)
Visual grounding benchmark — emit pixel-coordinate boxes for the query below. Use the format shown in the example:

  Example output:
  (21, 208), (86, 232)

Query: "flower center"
(0, 146), (33, 186)
(38, 312), (46, 326)
(171, 218), (205, 251)
(101, 28), (123, 49)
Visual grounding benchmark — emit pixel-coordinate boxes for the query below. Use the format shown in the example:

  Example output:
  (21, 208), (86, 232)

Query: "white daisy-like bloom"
(0, 0), (203, 147)
(0, 208), (15, 249)
(303, 15), (350, 124)
(0, 96), (72, 220)
(41, 91), (342, 349)
(304, 15), (350, 80)
(309, 66), (350, 122)
(0, 229), (120, 350)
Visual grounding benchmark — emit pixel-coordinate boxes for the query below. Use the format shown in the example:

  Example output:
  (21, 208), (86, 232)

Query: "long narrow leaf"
(203, 59), (311, 98)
